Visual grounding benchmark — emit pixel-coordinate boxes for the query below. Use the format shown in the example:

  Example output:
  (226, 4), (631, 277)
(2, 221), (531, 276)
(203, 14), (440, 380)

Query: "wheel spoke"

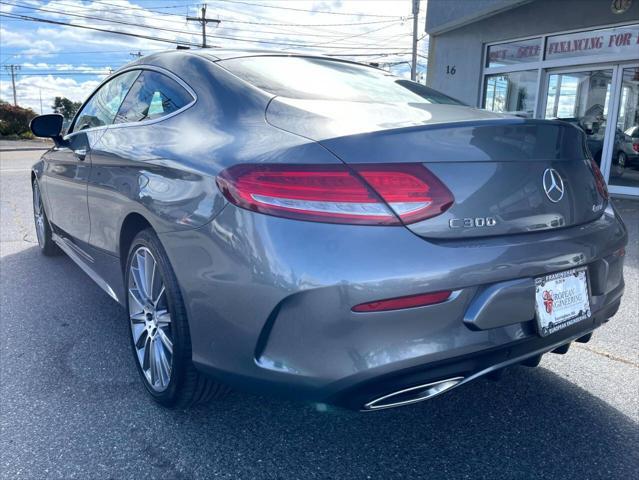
(33, 186), (41, 214)
(129, 311), (146, 324)
(144, 250), (157, 302)
(156, 309), (171, 327)
(157, 328), (173, 355)
(142, 334), (152, 371)
(131, 323), (146, 347)
(136, 327), (149, 350)
(157, 342), (171, 387)
(149, 337), (158, 386)
(153, 339), (167, 387)
(153, 285), (166, 308)
(128, 288), (146, 316)
(33, 185), (45, 245)
(131, 265), (149, 303)
(137, 251), (151, 300)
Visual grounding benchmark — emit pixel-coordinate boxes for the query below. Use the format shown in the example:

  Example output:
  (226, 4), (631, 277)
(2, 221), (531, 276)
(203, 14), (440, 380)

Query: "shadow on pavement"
(1, 246), (637, 479)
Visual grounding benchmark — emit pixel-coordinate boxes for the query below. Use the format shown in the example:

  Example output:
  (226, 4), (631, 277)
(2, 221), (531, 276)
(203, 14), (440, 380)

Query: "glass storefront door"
(543, 67), (614, 172)
(542, 64), (639, 196)
(608, 66), (639, 191)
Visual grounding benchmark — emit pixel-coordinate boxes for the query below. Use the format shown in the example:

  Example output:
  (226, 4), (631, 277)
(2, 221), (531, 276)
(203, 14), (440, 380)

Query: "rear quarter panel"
(86, 55), (342, 257)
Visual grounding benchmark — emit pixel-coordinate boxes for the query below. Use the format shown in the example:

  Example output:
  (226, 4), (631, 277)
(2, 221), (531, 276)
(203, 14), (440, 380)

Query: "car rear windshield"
(218, 56), (464, 105)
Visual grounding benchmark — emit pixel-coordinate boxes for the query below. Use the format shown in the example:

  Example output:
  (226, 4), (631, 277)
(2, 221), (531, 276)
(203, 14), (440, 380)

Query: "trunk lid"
(266, 98), (607, 239)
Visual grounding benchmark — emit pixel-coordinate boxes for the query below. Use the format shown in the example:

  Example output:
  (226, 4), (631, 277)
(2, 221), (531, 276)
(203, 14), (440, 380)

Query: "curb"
(0, 147), (50, 152)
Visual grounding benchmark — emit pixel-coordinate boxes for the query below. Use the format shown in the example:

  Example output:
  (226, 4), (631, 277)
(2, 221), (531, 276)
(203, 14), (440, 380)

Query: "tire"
(125, 228), (229, 408)
(32, 180), (60, 256)
(613, 152), (627, 178)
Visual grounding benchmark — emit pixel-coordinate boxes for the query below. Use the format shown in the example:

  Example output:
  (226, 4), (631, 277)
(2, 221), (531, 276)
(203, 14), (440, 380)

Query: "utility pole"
(410, 0), (420, 81)
(4, 65), (21, 106)
(187, 4), (220, 48)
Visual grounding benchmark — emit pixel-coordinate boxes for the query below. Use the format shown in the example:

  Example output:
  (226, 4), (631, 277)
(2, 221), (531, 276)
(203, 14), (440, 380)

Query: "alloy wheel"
(128, 246), (173, 392)
(618, 152), (627, 168)
(32, 183), (46, 247)
(614, 152), (626, 177)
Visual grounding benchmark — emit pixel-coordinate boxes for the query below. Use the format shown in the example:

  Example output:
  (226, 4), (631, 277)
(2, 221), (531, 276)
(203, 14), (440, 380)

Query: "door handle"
(74, 149), (87, 161)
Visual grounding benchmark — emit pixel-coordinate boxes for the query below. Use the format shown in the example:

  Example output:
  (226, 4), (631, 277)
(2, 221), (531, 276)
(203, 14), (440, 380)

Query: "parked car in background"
(558, 118), (632, 177)
(619, 125), (639, 168)
(29, 51), (627, 411)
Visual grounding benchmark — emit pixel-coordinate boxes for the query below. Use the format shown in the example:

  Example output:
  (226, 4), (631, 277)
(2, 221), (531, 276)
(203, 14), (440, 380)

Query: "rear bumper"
(330, 293), (622, 410)
(159, 203), (627, 408)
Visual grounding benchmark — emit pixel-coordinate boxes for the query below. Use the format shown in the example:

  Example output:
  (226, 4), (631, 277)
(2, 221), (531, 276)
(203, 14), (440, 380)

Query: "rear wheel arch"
(119, 213), (153, 273)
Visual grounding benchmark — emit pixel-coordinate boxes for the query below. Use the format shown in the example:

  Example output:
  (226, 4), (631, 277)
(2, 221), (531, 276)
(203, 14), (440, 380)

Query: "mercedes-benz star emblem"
(543, 168), (565, 203)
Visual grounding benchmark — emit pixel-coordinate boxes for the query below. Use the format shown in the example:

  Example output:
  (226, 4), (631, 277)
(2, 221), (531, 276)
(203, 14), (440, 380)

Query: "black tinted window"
(115, 70), (193, 124)
(220, 56), (460, 104)
(73, 70), (139, 132)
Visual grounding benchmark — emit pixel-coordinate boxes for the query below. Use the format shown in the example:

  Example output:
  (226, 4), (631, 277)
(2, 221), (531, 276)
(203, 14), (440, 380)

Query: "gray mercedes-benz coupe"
(30, 50), (627, 410)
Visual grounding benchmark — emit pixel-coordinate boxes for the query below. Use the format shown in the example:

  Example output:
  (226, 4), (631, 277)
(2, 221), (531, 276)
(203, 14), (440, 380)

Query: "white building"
(425, 0), (639, 198)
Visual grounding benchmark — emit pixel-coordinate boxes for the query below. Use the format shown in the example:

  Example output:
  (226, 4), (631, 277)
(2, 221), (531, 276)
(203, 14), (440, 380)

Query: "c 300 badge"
(449, 217), (497, 229)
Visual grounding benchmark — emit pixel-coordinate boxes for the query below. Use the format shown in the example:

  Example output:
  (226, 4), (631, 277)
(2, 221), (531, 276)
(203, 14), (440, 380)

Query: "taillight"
(352, 164), (454, 224)
(352, 290), (452, 312)
(589, 160), (609, 200)
(633, 143), (639, 153)
(217, 164), (454, 225)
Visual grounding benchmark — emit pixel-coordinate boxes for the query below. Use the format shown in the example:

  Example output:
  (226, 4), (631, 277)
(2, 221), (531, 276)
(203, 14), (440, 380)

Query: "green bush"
(0, 100), (37, 137)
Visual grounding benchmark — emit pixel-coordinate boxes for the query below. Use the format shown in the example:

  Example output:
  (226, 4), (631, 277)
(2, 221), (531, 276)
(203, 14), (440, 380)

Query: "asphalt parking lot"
(1, 148), (638, 480)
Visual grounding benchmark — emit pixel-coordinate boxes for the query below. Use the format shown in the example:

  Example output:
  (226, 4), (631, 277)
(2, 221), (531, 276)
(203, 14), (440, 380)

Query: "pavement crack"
(22, 232), (37, 244)
(574, 343), (639, 368)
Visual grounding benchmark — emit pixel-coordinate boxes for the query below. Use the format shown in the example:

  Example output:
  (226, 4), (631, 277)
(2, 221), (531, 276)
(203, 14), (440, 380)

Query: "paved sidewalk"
(0, 139), (52, 152)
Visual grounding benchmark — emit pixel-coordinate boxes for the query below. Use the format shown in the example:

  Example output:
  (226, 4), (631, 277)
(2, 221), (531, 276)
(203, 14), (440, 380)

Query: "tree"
(0, 100), (37, 138)
(52, 96), (82, 120)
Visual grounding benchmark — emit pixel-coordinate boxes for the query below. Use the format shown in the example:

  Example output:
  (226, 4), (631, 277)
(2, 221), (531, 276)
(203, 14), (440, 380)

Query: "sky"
(0, 0), (428, 113)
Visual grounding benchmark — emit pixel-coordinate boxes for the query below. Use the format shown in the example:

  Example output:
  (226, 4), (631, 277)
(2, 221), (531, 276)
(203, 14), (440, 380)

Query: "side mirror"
(30, 114), (65, 145)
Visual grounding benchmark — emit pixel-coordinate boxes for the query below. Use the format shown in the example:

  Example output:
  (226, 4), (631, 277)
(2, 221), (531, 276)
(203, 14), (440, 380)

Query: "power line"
(0, 12), (201, 47)
(49, 0), (402, 40)
(55, 0), (408, 27)
(302, 18), (402, 48)
(0, 72), (110, 76)
(213, 0), (406, 18)
(186, 4), (220, 48)
(0, 1), (427, 71)
(2, 5), (411, 51)
(3, 0), (418, 57)
(1, 49), (166, 56)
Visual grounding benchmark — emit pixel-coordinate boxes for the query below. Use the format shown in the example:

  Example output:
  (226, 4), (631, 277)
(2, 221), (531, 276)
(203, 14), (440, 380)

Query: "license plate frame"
(534, 267), (591, 337)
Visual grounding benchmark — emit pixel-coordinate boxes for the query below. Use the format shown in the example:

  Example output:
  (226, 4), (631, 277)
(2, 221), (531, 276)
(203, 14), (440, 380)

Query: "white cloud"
(0, 75), (102, 113)
(0, 27), (56, 56)
(25, 0), (425, 58)
(1, 1), (429, 110)
(21, 62), (112, 73)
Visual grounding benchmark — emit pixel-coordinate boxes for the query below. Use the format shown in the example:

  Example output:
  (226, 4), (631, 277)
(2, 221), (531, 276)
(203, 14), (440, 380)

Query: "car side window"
(72, 70), (140, 133)
(114, 70), (193, 124)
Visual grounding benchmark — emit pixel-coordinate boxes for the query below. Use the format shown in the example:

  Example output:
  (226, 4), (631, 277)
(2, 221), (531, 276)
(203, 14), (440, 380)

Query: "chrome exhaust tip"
(363, 377), (464, 411)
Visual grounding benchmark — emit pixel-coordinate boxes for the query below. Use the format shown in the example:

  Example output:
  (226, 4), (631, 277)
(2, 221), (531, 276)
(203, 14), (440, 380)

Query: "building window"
(486, 38), (542, 68)
(545, 24), (639, 61)
(544, 70), (612, 123)
(545, 74), (579, 118)
(483, 70), (538, 117)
